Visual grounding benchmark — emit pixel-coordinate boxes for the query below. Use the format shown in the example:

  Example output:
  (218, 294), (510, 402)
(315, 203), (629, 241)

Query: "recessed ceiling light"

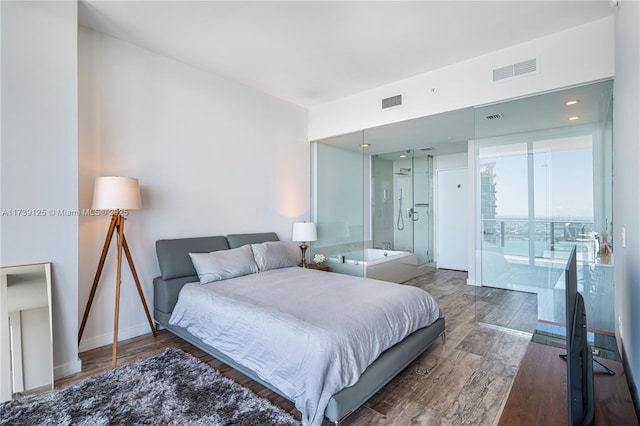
(360, 143), (370, 148)
(399, 154), (408, 158)
(569, 116), (580, 121)
(565, 100), (579, 106)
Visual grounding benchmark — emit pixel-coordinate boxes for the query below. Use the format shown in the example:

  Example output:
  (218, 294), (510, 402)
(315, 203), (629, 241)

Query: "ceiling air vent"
(484, 113), (503, 120)
(493, 58), (538, 82)
(514, 58), (537, 76)
(493, 65), (514, 82)
(382, 94), (402, 110)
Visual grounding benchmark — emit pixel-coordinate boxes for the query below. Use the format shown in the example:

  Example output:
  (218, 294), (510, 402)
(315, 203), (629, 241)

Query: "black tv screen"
(565, 245), (594, 426)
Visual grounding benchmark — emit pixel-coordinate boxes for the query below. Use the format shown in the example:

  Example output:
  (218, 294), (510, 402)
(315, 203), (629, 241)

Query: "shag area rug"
(0, 348), (301, 425)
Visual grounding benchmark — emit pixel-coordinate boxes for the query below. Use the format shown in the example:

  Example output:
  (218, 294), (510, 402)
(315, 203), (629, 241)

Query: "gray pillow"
(189, 245), (259, 284)
(251, 241), (299, 271)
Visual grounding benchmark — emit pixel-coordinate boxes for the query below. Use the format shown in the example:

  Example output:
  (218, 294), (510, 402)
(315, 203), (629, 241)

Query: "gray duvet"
(169, 267), (441, 426)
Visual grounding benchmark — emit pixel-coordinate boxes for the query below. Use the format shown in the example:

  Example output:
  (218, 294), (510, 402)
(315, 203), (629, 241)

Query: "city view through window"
(480, 135), (596, 264)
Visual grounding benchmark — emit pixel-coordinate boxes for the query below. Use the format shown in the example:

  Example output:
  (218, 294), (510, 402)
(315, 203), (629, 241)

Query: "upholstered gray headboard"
(156, 236), (229, 282)
(226, 232), (279, 249)
(153, 232), (279, 317)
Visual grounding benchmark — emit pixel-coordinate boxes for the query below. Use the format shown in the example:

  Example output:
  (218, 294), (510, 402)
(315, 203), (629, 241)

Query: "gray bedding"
(153, 232), (445, 425)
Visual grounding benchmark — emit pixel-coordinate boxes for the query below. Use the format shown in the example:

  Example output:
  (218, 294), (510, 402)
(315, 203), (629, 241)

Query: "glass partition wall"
(311, 79), (614, 342)
(311, 132), (367, 277)
(474, 80), (614, 336)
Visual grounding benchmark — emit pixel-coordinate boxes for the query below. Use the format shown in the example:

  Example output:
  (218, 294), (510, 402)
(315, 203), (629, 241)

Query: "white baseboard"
(54, 358), (82, 380)
(78, 322), (155, 353)
(466, 278), (479, 286)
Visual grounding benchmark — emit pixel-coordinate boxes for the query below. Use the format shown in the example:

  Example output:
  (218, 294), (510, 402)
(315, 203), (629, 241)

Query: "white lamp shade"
(292, 222), (317, 242)
(92, 176), (142, 210)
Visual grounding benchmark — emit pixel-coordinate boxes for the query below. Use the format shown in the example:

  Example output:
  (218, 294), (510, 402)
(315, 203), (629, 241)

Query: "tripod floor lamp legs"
(78, 213), (157, 369)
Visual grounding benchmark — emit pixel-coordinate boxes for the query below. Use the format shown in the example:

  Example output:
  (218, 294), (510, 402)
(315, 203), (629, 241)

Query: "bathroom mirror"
(0, 263), (53, 402)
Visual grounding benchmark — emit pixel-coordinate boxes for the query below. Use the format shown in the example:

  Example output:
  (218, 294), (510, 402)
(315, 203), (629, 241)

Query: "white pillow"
(189, 245), (259, 284)
(251, 241), (298, 272)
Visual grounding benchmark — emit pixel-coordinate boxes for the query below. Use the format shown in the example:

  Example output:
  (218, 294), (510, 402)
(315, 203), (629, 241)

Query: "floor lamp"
(78, 177), (157, 368)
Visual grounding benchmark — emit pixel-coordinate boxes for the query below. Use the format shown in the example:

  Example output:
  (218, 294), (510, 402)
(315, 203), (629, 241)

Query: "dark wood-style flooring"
(57, 269), (535, 425)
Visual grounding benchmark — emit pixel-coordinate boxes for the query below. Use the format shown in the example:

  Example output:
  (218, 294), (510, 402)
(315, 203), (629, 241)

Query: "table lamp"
(292, 222), (317, 268)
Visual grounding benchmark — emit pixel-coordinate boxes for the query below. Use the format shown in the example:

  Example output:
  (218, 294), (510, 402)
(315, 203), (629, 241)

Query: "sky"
(482, 141), (595, 219)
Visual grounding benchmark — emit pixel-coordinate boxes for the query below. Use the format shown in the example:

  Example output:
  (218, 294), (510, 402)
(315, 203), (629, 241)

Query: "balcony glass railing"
(480, 217), (614, 334)
(481, 218), (601, 263)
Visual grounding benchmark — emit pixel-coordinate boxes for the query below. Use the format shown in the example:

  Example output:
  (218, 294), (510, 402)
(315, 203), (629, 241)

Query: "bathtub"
(326, 248), (421, 283)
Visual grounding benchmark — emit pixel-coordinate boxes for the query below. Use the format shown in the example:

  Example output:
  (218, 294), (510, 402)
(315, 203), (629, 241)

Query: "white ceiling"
(78, 1), (615, 108)
(318, 79), (613, 156)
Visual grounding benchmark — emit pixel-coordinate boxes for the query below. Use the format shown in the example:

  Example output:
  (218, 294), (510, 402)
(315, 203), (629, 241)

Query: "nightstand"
(305, 264), (331, 272)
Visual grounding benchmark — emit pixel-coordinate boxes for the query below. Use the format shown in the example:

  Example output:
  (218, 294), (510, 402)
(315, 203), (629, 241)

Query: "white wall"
(78, 27), (309, 351)
(0, 1), (80, 378)
(435, 153), (467, 171)
(309, 18), (614, 141)
(613, 0), (640, 413)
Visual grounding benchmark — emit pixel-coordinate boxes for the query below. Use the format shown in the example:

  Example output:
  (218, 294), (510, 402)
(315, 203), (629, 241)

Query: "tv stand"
(498, 342), (638, 425)
(559, 353), (616, 376)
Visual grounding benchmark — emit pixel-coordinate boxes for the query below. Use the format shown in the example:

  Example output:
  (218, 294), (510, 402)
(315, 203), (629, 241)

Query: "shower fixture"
(397, 188), (405, 230)
(394, 168), (412, 175)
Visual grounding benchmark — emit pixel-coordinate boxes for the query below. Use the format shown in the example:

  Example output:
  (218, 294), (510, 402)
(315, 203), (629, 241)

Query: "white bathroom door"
(437, 168), (468, 271)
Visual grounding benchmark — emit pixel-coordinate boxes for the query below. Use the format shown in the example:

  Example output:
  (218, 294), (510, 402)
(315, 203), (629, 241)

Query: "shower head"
(394, 168), (411, 175)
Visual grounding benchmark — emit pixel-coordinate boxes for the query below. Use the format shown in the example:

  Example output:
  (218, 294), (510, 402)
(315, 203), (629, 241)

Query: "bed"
(153, 232), (445, 426)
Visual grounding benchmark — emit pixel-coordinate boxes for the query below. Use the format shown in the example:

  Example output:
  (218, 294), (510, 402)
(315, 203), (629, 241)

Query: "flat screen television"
(564, 245), (595, 426)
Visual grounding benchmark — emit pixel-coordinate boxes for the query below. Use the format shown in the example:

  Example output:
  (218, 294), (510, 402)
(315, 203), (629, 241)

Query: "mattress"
(169, 266), (441, 426)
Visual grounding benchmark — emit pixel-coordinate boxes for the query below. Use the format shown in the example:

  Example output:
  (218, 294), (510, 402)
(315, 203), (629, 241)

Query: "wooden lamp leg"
(112, 214), (125, 369)
(79, 213), (157, 369)
(78, 214), (118, 345)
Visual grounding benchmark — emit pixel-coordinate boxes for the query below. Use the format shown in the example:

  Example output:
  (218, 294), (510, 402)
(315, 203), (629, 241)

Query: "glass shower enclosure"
(311, 139), (435, 281)
(371, 151), (434, 264)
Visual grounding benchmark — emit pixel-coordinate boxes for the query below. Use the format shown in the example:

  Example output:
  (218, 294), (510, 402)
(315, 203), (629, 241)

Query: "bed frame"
(153, 232), (445, 425)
